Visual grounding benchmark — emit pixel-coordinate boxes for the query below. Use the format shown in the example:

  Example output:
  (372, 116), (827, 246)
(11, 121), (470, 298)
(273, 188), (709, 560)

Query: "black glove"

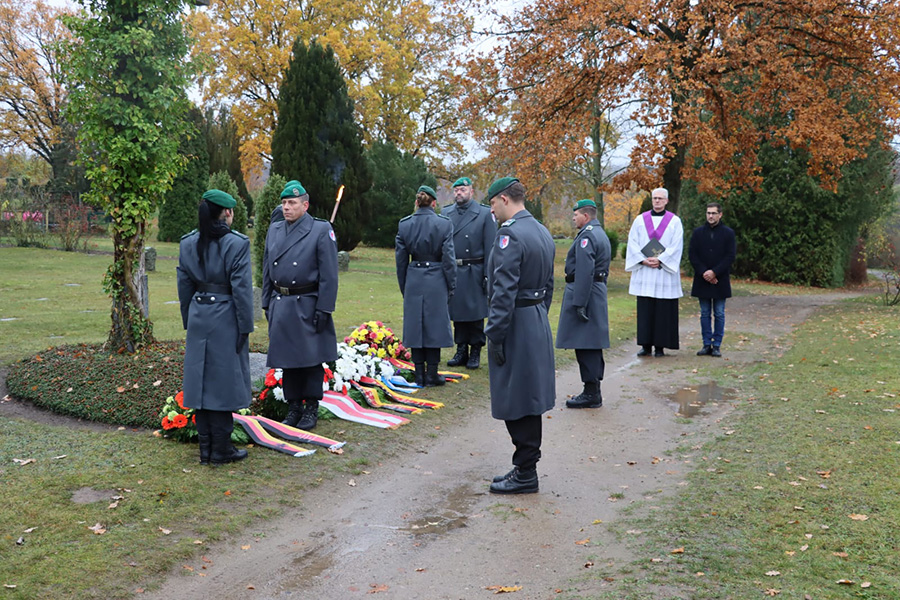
(236, 332), (248, 353)
(576, 306), (590, 322)
(313, 310), (330, 333)
(489, 339), (505, 366)
(263, 308), (268, 323)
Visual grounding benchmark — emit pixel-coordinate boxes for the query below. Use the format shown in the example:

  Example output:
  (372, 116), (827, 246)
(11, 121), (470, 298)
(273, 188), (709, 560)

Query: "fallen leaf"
(23, 527), (37, 533)
(369, 583), (389, 593)
(764, 589), (780, 596)
(861, 582), (872, 588)
(152, 380), (162, 387)
(592, 519), (603, 524)
(650, 558), (663, 563)
(670, 547), (685, 554)
(348, 479), (357, 487)
(241, 545), (251, 550)
(836, 579), (854, 585)
(584, 561), (594, 568)
(832, 552), (848, 558)
(247, 585), (255, 590)
(575, 538), (590, 545)
(158, 527), (171, 535)
(848, 514), (869, 521)
(328, 446), (344, 454)
(766, 571), (781, 577)
(108, 501), (119, 509)
(4, 585), (17, 589)
(183, 565), (194, 572)
(224, 490), (231, 496)
(12, 458), (35, 466)
(800, 544), (808, 551)
(415, 568), (425, 572)
(485, 585), (523, 594)
(785, 551), (795, 556)
(116, 386), (126, 393)
(193, 540), (203, 545)
(88, 523), (106, 535)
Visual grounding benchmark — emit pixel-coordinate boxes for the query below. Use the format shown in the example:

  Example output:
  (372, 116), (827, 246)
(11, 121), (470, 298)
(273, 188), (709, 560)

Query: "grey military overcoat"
(262, 213), (339, 368)
(485, 209), (556, 421)
(556, 219), (611, 349)
(443, 201), (495, 321)
(395, 206), (457, 348)
(177, 230), (253, 411)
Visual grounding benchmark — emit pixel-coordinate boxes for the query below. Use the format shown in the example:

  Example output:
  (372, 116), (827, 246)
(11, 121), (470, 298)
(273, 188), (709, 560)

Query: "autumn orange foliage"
(464, 0), (900, 211)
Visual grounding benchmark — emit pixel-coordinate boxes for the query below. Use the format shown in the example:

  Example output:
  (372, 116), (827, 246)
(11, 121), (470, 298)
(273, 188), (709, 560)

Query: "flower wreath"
(158, 391), (251, 444)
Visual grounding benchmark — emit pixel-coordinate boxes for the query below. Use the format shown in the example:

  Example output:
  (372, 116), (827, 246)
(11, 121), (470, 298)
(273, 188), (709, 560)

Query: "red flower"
(173, 414), (188, 428)
(376, 321), (383, 326)
(175, 391), (185, 409)
(161, 416), (175, 430)
(368, 332), (378, 340)
(192, 414), (196, 424)
(259, 388), (268, 400)
(323, 367), (333, 381)
(264, 369), (278, 388)
(344, 336), (351, 343)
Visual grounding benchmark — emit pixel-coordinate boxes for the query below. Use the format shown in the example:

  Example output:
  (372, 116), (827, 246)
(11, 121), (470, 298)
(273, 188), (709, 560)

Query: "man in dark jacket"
(262, 180), (339, 430)
(443, 177), (495, 369)
(688, 202), (736, 357)
(485, 177), (556, 495)
(556, 199), (611, 408)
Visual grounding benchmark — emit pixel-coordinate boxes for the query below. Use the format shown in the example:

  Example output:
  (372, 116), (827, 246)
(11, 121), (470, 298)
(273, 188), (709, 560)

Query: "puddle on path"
(666, 382), (735, 417)
(402, 483), (476, 536)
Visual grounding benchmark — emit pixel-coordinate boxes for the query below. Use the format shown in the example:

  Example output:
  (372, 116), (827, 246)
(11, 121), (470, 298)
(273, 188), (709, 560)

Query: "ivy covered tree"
(252, 173), (287, 287)
(158, 106), (208, 242)
(208, 171), (247, 234)
(60, 0), (198, 352)
(270, 39), (372, 251)
(363, 140), (436, 248)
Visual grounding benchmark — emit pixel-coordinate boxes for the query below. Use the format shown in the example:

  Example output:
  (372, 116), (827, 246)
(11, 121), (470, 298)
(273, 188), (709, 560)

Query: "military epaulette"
(501, 218), (516, 227)
(437, 213), (450, 220)
(180, 229), (198, 240)
(314, 217), (329, 223)
(229, 230), (249, 240)
(585, 225), (593, 231)
(481, 203), (490, 209)
(400, 214), (413, 222)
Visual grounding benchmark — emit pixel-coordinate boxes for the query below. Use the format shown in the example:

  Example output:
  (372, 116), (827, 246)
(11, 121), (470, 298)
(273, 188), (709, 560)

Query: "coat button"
(211, 296), (216, 301)
(274, 261), (278, 266)
(277, 296), (281, 300)
(293, 262), (297, 266)
(291, 280), (296, 284)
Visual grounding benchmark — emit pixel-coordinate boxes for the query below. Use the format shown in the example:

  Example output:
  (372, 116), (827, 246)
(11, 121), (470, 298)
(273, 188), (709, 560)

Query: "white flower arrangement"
(328, 342), (395, 394)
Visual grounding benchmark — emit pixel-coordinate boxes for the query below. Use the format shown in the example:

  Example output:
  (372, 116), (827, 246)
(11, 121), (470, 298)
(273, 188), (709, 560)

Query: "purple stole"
(642, 211), (674, 240)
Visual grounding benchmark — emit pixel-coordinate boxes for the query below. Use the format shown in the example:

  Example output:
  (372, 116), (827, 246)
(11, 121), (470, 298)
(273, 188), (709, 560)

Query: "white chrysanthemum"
(273, 386), (284, 401)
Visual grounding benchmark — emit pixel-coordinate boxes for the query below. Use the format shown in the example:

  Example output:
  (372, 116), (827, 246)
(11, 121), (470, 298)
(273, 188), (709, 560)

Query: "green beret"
(574, 199), (597, 211)
(280, 180), (307, 199)
(202, 189), (236, 209)
(417, 185), (437, 199)
(487, 177), (519, 201)
(452, 177), (472, 188)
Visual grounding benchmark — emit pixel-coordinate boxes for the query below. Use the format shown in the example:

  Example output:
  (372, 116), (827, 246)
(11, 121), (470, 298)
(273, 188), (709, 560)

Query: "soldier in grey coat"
(443, 176), (495, 369)
(177, 189), (253, 465)
(396, 185), (457, 387)
(556, 199), (611, 409)
(484, 177), (556, 495)
(262, 180), (339, 430)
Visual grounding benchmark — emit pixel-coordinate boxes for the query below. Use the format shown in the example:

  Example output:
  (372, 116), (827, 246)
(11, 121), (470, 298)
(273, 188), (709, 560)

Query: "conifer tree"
(252, 173), (287, 287)
(270, 39), (372, 251)
(208, 171), (247, 234)
(159, 107), (209, 242)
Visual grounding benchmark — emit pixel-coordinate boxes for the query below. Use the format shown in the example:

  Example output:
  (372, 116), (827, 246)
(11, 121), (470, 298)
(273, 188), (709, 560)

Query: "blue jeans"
(698, 298), (726, 347)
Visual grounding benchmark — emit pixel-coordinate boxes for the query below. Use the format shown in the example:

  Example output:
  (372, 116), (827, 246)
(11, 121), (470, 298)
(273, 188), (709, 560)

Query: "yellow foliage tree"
(189, 0), (472, 177)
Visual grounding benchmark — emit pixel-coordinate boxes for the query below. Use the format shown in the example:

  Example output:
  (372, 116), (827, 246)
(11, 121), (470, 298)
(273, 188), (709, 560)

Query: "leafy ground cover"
(594, 296), (900, 599)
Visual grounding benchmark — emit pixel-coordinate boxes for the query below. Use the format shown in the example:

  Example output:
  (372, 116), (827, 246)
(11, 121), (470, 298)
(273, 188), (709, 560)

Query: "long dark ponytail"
(197, 200), (227, 268)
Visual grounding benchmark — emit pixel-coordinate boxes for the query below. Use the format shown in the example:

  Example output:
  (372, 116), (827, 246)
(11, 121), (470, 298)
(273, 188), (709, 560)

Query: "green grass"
(588, 297), (900, 599)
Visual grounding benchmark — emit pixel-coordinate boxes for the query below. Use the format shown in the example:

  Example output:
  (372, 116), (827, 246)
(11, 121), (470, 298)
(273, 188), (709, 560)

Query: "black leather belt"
(515, 297), (544, 308)
(411, 255), (440, 262)
(197, 283), (232, 294)
(456, 257), (484, 266)
(565, 273), (608, 284)
(275, 282), (318, 295)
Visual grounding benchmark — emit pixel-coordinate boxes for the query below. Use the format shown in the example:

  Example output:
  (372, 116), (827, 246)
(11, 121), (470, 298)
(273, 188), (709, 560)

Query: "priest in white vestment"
(624, 188), (683, 356)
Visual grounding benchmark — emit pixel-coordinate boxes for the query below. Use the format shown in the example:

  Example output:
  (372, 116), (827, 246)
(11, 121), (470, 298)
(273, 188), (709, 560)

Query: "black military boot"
(446, 344), (468, 367)
(566, 381), (602, 408)
(466, 345), (482, 369)
(489, 467), (538, 494)
(414, 363), (425, 387)
(297, 399), (319, 431)
(210, 433), (248, 465)
(282, 400), (302, 428)
(425, 363), (445, 387)
(492, 467), (516, 483)
(198, 434), (212, 465)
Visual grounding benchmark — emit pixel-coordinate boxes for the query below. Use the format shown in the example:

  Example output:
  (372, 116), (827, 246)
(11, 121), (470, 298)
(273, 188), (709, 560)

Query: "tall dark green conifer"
(203, 106), (253, 216)
(363, 140), (436, 248)
(270, 39), (372, 251)
(158, 107), (209, 242)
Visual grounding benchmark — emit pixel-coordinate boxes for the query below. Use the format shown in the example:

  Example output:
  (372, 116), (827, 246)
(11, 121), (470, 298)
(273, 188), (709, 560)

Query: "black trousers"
(505, 414), (542, 471)
(575, 349), (605, 382)
(282, 365), (325, 401)
(410, 347), (441, 364)
(453, 320), (486, 346)
(194, 409), (234, 437)
(636, 296), (679, 349)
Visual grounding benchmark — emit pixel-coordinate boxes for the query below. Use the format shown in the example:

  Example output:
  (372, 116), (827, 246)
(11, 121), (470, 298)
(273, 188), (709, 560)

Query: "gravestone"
(252, 286), (263, 322)
(144, 246), (157, 272)
(337, 250), (350, 272)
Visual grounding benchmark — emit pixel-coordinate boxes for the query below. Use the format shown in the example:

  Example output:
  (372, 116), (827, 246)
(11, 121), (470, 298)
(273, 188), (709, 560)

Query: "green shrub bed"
(6, 342), (187, 429)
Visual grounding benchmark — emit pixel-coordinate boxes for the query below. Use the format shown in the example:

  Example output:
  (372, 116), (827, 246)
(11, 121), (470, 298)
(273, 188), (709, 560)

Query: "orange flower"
(173, 414), (188, 428)
(264, 369), (278, 388)
(161, 416), (175, 430)
(175, 391), (185, 409)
